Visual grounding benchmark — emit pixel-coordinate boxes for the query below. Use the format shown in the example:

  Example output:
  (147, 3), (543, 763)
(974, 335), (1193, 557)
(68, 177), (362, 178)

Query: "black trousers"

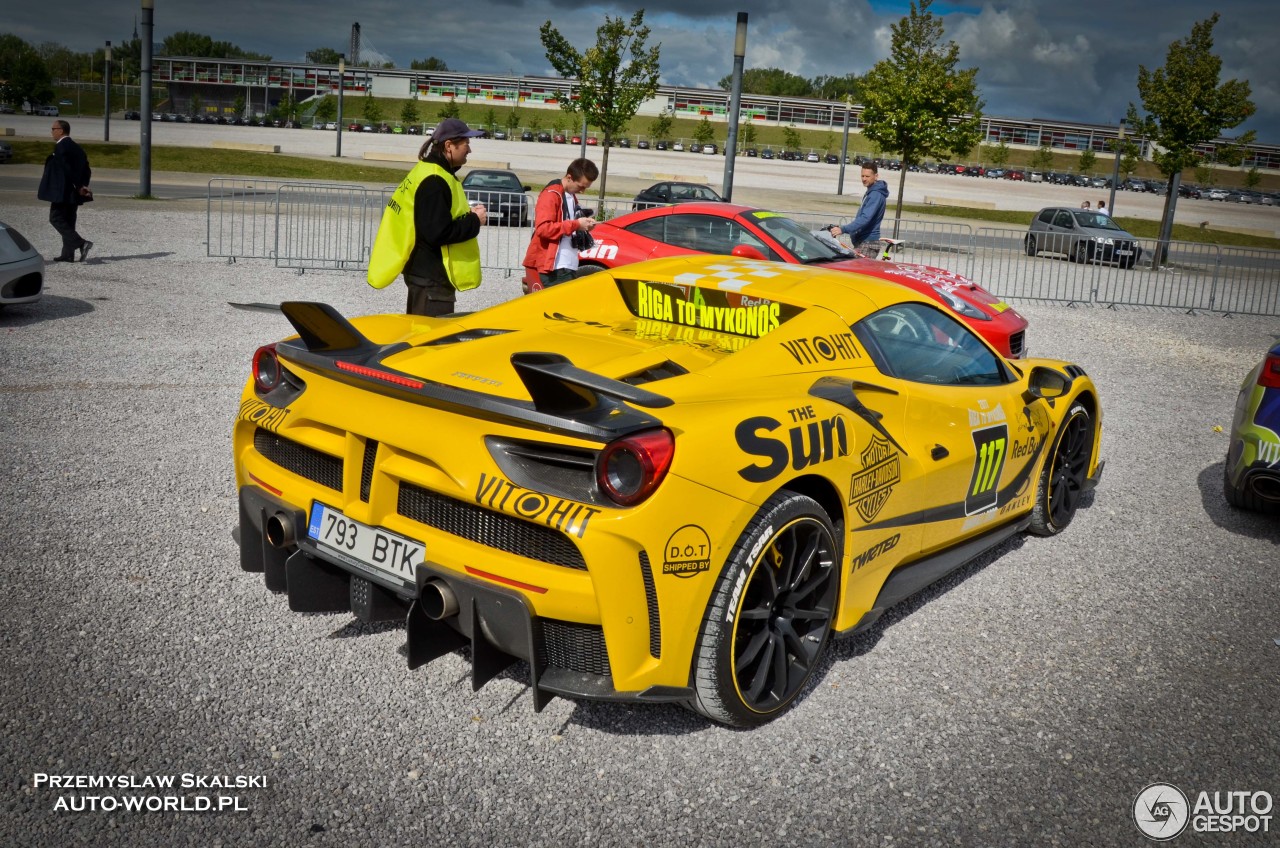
(49, 202), (85, 260)
(404, 273), (456, 317)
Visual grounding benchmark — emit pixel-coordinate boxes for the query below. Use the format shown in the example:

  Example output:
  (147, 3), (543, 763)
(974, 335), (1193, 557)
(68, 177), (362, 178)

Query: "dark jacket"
(403, 150), (481, 285)
(841, 179), (889, 245)
(38, 137), (91, 205)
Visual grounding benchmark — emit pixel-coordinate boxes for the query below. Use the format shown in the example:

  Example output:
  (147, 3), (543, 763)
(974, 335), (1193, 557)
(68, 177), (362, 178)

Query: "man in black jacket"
(403, 118), (487, 316)
(37, 120), (93, 262)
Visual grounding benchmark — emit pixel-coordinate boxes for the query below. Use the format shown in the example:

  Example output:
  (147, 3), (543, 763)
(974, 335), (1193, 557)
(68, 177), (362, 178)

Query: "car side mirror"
(731, 245), (767, 260)
(1024, 366), (1073, 401)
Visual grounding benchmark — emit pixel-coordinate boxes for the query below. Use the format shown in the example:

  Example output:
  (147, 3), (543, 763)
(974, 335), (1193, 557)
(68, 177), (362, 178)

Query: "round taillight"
(596, 429), (675, 507)
(253, 344), (281, 393)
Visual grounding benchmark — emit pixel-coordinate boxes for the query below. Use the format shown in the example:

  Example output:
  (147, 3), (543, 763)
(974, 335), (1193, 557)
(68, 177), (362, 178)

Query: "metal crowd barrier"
(207, 180), (1280, 316)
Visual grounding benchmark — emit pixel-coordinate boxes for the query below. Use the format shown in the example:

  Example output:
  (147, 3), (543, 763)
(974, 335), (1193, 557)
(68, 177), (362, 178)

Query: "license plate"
(1116, 249), (1133, 256)
(307, 502), (424, 584)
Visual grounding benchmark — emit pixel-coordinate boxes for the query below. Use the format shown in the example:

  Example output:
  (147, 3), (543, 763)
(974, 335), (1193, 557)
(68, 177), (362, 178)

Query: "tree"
(693, 116), (714, 146)
(275, 92), (295, 122)
(362, 91), (382, 125)
(1244, 166), (1261, 189)
(740, 122), (757, 149)
(823, 132), (836, 153)
(1078, 148), (1097, 173)
(783, 126), (801, 151)
(483, 107), (499, 134)
(314, 95), (337, 124)
(306, 47), (342, 65)
(857, 0), (983, 236)
(233, 93), (246, 118)
(648, 111), (673, 142)
(540, 10), (661, 203)
(160, 31), (270, 61)
(812, 73), (861, 102)
(982, 141), (1010, 168)
(410, 57), (449, 71)
(1127, 14), (1255, 260)
(0, 36), (55, 110)
(720, 67), (812, 97)
(1030, 142), (1055, 171)
(505, 106), (521, 133)
(399, 99), (419, 127)
(527, 112), (543, 133)
(189, 93), (202, 118)
(437, 98), (460, 120)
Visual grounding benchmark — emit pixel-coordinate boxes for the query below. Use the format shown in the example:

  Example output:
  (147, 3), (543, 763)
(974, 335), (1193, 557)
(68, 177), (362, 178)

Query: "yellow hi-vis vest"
(366, 160), (482, 291)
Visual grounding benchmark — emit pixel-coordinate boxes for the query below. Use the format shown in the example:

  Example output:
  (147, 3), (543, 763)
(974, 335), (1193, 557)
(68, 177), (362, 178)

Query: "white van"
(35, 106), (60, 117)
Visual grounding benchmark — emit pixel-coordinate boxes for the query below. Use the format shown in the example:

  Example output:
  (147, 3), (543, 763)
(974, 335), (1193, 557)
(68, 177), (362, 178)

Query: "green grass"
(6, 136), (1277, 249)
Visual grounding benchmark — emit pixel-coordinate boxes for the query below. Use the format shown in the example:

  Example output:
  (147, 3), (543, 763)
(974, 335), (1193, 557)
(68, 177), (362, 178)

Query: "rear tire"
(1024, 235), (1038, 257)
(1029, 402), (1093, 536)
(687, 492), (839, 727)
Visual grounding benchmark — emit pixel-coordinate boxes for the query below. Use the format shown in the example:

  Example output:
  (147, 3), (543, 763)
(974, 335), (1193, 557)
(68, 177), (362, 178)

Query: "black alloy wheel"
(1030, 402), (1093, 535)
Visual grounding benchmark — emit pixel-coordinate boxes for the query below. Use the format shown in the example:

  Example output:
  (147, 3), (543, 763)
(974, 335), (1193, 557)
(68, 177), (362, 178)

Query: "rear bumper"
(236, 485), (693, 709)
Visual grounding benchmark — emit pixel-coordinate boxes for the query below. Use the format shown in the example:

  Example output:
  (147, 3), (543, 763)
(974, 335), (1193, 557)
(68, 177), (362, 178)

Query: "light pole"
(140, 0), (154, 197)
(103, 41), (112, 142)
(335, 55), (345, 158)
(837, 98), (852, 195)
(1107, 118), (1126, 214)
(721, 12), (748, 201)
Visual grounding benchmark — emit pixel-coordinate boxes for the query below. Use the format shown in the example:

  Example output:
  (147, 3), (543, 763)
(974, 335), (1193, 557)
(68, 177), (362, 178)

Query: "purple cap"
(431, 118), (485, 143)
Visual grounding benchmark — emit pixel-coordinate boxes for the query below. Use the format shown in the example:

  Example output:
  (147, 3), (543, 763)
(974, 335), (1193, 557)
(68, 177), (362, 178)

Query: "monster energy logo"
(966, 425), (1008, 515)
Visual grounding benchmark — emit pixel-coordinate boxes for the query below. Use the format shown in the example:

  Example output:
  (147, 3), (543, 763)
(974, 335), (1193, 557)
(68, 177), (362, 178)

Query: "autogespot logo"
(1134, 783), (1190, 841)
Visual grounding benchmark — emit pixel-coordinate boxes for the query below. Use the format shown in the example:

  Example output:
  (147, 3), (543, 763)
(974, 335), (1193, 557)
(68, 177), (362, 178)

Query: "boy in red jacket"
(522, 158), (599, 291)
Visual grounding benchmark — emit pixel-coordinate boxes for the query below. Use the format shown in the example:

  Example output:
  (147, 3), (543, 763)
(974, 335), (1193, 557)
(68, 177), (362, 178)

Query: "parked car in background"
(631, 181), (725, 210)
(493, 130), (508, 140)
(1006, 170), (1025, 181)
(0, 141), (11, 164)
(1028, 171), (1044, 183)
(1025, 207), (1142, 269)
(637, 139), (650, 149)
(575, 202), (1029, 358)
(1121, 178), (1148, 192)
(655, 141), (667, 151)
(1205, 188), (1229, 201)
(616, 137), (630, 148)
(124, 110), (141, 120)
(553, 133), (567, 144)
(702, 143), (719, 155)
(520, 130), (534, 141)
(461, 169), (531, 227)
(1224, 341), (1280, 513)
(760, 148), (774, 160)
(0, 219), (44, 308)
(672, 141), (685, 152)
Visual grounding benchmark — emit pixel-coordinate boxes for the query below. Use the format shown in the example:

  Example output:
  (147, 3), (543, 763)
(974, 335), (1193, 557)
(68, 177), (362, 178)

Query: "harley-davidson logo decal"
(849, 436), (901, 523)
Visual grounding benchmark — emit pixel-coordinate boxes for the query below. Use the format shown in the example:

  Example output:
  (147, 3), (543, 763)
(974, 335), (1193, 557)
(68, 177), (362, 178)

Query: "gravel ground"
(1, 196), (1278, 847)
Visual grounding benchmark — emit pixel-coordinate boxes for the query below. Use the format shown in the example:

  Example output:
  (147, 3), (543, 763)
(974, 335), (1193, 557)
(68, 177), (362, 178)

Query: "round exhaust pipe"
(1248, 474), (1280, 503)
(265, 512), (295, 548)
(420, 579), (459, 620)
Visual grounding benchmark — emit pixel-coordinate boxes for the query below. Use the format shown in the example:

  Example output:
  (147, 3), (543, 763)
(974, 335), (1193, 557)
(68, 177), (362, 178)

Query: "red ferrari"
(531, 203), (1028, 358)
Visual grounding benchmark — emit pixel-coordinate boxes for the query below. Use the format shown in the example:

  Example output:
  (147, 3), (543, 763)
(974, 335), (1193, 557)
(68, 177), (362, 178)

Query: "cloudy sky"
(7, 0), (1277, 142)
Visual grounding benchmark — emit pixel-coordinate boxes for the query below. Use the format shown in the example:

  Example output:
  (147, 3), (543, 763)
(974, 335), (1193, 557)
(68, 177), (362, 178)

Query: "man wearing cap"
(368, 118), (488, 316)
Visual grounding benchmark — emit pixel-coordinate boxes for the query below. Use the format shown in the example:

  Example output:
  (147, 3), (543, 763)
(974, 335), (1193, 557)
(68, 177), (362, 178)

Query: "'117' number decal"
(966, 425), (1008, 514)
